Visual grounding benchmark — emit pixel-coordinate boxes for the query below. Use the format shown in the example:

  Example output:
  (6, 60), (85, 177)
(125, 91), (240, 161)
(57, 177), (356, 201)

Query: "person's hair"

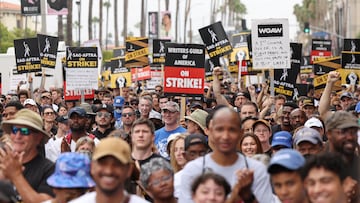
(191, 173), (231, 198)
(240, 101), (259, 113)
(75, 136), (95, 152)
(297, 96), (308, 104)
(240, 116), (258, 126)
(283, 102), (299, 109)
(122, 105), (135, 113)
(170, 134), (187, 172)
(51, 88), (62, 95)
(140, 157), (173, 189)
(239, 132), (263, 154)
(139, 95), (153, 106)
(103, 93), (112, 99)
(108, 129), (131, 146)
(5, 101), (24, 110)
(150, 92), (160, 101)
(155, 84), (163, 90)
(159, 95), (168, 100)
(18, 89), (29, 98)
(275, 94), (286, 102)
(57, 104), (68, 112)
(301, 152), (347, 182)
(131, 118), (155, 135)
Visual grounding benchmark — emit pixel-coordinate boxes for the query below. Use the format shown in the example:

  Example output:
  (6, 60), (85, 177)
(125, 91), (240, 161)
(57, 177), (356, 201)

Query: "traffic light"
(304, 22), (310, 33)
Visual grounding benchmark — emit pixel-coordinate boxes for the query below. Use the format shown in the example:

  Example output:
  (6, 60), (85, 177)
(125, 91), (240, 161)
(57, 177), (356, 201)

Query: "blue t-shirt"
(155, 126), (186, 159)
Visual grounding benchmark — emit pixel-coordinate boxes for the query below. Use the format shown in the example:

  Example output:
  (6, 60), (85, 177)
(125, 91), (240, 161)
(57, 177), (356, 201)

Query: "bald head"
(210, 107), (241, 129)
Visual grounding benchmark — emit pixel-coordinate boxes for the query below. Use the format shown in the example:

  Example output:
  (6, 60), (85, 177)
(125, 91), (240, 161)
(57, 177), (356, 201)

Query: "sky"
(3, 0), (303, 44)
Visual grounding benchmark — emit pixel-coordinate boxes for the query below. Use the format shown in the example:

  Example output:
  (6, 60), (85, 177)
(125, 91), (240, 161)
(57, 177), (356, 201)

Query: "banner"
(164, 43), (205, 96)
(148, 12), (159, 39)
(14, 38), (41, 73)
(131, 66), (151, 81)
(63, 81), (94, 101)
(230, 32), (250, 62)
(125, 37), (149, 67)
(110, 72), (132, 88)
(113, 47), (126, 57)
(110, 57), (127, 74)
(146, 70), (162, 89)
(310, 39), (332, 63)
(21, 0), (40, 15)
(47, 0), (68, 15)
(251, 19), (290, 69)
(153, 39), (170, 64)
(37, 34), (58, 68)
(65, 47), (98, 90)
(199, 21), (232, 58)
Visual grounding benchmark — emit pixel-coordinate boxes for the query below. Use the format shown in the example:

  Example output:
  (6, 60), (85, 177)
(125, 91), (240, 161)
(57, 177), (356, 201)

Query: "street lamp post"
(76, 1), (81, 46)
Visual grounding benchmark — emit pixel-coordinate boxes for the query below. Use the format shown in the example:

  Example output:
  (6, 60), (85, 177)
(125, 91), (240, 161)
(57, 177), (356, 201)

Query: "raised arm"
(318, 71), (340, 119)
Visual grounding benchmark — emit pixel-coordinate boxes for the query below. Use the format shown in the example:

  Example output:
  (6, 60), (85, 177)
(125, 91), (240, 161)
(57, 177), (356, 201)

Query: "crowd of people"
(0, 68), (359, 203)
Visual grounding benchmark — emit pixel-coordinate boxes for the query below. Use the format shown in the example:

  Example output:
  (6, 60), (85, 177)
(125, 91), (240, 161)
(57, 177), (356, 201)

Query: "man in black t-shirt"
(0, 109), (54, 202)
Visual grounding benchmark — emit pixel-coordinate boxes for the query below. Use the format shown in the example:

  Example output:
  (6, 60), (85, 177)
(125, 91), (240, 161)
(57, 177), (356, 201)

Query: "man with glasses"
(155, 101), (186, 159)
(121, 106), (137, 135)
(92, 104), (115, 139)
(324, 111), (360, 202)
(0, 109), (54, 202)
(154, 84), (163, 95)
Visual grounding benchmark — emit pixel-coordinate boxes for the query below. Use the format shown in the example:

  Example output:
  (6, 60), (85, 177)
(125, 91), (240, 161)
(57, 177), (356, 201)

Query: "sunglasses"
(96, 112), (111, 118)
(122, 112), (135, 117)
(12, 126), (32, 136)
(44, 112), (55, 116)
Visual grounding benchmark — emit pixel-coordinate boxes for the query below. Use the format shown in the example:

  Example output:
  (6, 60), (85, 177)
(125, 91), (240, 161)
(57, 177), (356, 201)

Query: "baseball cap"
(184, 133), (208, 150)
(325, 111), (359, 131)
(95, 103), (113, 113)
(161, 101), (180, 112)
(114, 96), (125, 108)
(303, 98), (314, 107)
(252, 119), (271, 131)
(93, 137), (133, 164)
(268, 149), (305, 172)
(271, 131), (292, 148)
(24, 98), (37, 106)
(293, 127), (323, 146)
(304, 117), (323, 128)
(68, 107), (87, 118)
(56, 115), (69, 123)
(47, 152), (95, 188)
(236, 91), (251, 101)
(340, 92), (353, 100)
(190, 102), (203, 110)
(185, 109), (208, 132)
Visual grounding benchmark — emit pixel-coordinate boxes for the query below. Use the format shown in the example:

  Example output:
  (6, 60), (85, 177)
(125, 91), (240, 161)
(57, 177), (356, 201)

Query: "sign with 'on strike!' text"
(164, 43), (205, 96)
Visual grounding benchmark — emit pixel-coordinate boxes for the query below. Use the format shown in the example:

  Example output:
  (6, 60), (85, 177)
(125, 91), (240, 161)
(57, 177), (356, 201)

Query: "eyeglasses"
(331, 128), (358, 136)
(12, 126), (32, 136)
(96, 112), (111, 118)
(122, 112), (135, 117)
(0, 99), (4, 103)
(148, 174), (172, 187)
(44, 112), (54, 116)
(155, 89), (162, 92)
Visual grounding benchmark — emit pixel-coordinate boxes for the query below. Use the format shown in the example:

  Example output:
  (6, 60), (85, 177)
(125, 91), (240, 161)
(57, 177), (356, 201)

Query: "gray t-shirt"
(178, 152), (276, 203)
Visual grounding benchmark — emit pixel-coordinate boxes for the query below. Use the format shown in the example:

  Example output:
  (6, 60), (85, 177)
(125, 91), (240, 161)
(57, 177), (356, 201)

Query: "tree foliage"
(0, 23), (36, 53)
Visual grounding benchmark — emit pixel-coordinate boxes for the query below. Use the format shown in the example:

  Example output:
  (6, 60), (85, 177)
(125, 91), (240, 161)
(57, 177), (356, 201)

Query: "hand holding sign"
(212, 67), (223, 79)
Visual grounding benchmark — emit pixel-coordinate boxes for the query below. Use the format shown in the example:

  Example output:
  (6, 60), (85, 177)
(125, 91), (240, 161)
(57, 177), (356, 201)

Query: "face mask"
(115, 108), (122, 114)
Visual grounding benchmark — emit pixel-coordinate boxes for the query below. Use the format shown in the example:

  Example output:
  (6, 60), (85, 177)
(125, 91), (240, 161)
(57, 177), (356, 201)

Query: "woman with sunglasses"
(42, 106), (58, 137)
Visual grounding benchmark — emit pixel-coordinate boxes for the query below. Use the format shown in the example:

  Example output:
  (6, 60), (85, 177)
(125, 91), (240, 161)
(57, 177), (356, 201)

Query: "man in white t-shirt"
(70, 137), (149, 203)
(178, 107), (277, 203)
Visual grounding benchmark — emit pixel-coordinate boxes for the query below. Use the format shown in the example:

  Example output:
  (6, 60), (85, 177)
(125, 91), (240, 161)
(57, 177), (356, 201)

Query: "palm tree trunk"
(165, 0), (169, 10)
(140, 0), (146, 36)
(184, 0), (191, 43)
(175, 0), (179, 42)
(88, 0), (93, 40)
(114, 0), (119, 46)
(99, 0), (103, 47)
(58, 15), (64, 41)
(123, 0), (128, 41)
(66, 0), (73, 46)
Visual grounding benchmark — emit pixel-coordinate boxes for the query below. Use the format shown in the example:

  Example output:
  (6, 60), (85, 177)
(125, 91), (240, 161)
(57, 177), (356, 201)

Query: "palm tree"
(103, 0), (111, 50)
(184, 0), (191, 43)
(175, 0), (179, 42)
(58, 15), (64, 41)
(99, 0), (103, 47)
(66, 0), (73, 46)
(114, 0), (119, 46)
(165, 0), (169, 10)
(140, 0), (146, 36)
(92, 17), (100, 39)
(88, 0), (93, 40)
(123, 0), (128, 42)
